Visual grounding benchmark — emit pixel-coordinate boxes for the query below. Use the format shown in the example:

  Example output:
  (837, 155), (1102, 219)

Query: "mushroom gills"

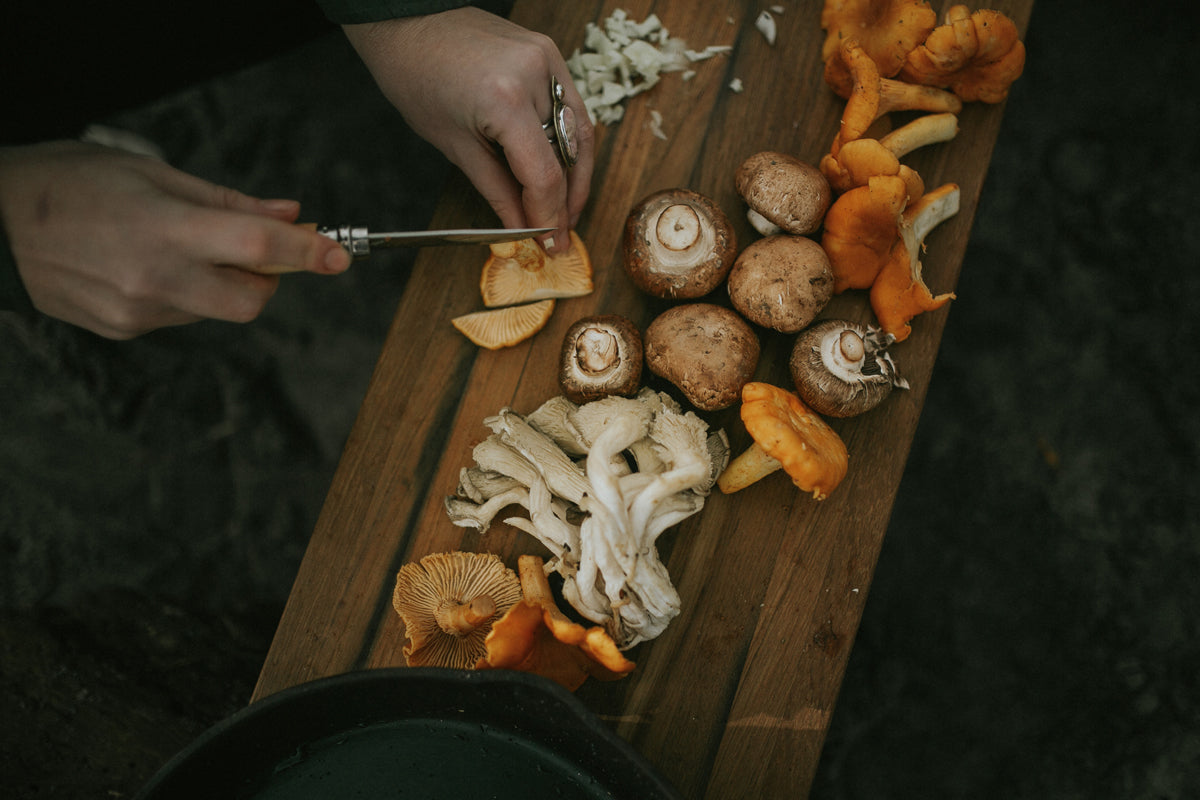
(790, 319), (908, 417)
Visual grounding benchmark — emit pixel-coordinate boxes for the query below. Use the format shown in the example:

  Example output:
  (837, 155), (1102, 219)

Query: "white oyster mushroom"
(445, 391), (725, 649)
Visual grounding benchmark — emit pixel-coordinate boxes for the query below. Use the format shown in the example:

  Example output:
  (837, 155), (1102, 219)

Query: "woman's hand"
(344, 6), (594, 254)
(0, 141), (351, 339)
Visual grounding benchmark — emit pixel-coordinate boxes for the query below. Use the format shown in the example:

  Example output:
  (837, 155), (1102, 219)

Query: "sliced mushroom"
(790, 319), (910, 417)
(451, 299), (555, 349)
(643, 303), (760, 411)
(392, 551), (523, 670)
(735, 151), (832, 237)
(623, 188), (738, 299)
(480, 231), (593, 307)
(558, 314), (644, 403)
(727, 234), (834, 333)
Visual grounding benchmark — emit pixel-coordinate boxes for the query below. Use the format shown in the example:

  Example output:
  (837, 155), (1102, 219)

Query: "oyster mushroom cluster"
(445, 388), (730, 649)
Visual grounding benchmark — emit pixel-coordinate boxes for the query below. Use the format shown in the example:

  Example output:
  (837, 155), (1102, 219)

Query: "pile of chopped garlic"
(565, 9), (732, 125)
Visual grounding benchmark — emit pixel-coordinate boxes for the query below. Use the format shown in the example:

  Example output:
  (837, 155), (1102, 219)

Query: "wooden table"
(253, 1), (1032, 796)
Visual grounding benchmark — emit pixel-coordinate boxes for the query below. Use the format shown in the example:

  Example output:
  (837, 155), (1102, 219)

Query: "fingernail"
(263, 198), (299, 213)
(541, 235), (556, 252)
(324, 247), (350, 273)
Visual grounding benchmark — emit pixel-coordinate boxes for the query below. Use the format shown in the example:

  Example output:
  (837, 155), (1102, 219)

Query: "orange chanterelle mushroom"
(899, 5), (1026, 103)
(820, 0), (937, 85)
(480, 231), (593, 307)
(717, 382), (849, 500)
(478, 555), (635, 692)
(392, 551), (522, 670)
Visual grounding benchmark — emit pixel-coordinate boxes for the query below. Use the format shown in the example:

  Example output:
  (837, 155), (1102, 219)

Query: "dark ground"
(2, 2), (1197, 798)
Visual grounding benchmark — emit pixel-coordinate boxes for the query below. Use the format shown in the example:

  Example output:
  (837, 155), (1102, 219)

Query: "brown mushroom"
(480, 231), (593, 307)
(623, 188), (738, 299)
(478, 555), (635, 692)
(727, 234), (834, 334)
(392, 551), (522, 670)
(716, 382), (849, 499)
(734, 152), (833, 237)
(790, 319), (909, 417)
(558, 314), (644, 403)
(643, 303), (760, 412)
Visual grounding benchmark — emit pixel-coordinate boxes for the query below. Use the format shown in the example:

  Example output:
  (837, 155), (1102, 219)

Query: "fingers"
(176, 203), (351, 276)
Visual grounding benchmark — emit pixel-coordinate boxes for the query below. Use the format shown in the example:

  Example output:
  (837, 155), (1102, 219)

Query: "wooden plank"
(254, 1), (1033, 796)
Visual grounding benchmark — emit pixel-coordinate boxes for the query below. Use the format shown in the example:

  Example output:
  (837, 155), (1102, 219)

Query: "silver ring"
(542, 76), (578, 168)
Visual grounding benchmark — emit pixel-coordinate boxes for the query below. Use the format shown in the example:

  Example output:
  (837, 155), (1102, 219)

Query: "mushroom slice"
(735, 152), (832, 237)
(727, 234), (834, 334)
(451, 299), (555, 349)
(392, 551), (522, 670)
(790, 319), (909, 417)
(558, 314), (644, 403)
(717, 382), (849, 499)
(623, 188), (738, 299)
(478, 555), (635, 691)
(643, 303), (760, 412)
(480, 231), (593, 307)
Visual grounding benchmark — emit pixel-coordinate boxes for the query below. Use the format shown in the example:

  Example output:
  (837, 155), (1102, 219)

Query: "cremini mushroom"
(480, 231), (593, 307)
(899, 5), (1026, 103)
(478, 555), (635, 692)
(392, 551), (522, 670)
(623, 188), (738, 299)
(727, 234), (834, 334)
(451, 299), (556, 349)
(820, 0), (937, 82)
(558, 314), (643, 403)
(734, 151), (832, 237)
(790, 319), (909, 417)
(717, 382), (849, 499)
(643, 303), (760, 411)
(870, 181), (959, 341)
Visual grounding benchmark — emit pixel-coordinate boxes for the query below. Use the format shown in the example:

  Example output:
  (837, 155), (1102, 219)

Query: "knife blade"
(318, 224), (555, 258)
(252, 224), (554, 274)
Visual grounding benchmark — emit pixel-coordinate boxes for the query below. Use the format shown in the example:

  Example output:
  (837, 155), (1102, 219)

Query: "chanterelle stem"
(435, 596), (496, 635)
(717, 441), (783, 493)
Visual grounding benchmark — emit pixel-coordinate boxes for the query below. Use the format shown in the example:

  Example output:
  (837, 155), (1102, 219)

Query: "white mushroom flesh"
(444, 388), (727, 649)
(646, 201), (718, 273)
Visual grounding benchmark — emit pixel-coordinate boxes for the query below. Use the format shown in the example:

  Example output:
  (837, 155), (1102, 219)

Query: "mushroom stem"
(435, 596), (497, 635)
(518, 555), (556, 609)
(717, 441), (783, 494)
(877, 112), (959, 159)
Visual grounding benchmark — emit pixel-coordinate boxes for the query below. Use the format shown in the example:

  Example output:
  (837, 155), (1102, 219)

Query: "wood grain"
(253, 1), (1033, 797)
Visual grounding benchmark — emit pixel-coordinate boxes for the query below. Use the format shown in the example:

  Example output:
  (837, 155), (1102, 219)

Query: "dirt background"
(3, 1), (1197, 798)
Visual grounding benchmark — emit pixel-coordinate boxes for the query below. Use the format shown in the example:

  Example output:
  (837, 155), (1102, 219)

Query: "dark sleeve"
(0, 220), (34, 315)
(314, 0), (474, 24)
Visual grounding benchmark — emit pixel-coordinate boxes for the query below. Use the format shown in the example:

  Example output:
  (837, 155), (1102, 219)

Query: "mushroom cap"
(480, 230), (593, 307)
(899, 6), (1026, 103)
(643, 303), (760, 412)
(821, 174), (909, 293)
(734, 152), (833, 237)
(392, 551), (523, 670)
(558, 314), (644, 403)
(789, 319), (908, 417)
(451, 299), (556, 349)
(478, 555), (635, 692)
(820, 0), (938, 82)
(727, 234), (835, 333)
(723, 382), (849, 499)
(623, 188), (738, 299)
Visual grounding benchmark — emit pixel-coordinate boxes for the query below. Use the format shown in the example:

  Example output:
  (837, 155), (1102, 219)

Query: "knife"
(254, 224), (555, 274)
